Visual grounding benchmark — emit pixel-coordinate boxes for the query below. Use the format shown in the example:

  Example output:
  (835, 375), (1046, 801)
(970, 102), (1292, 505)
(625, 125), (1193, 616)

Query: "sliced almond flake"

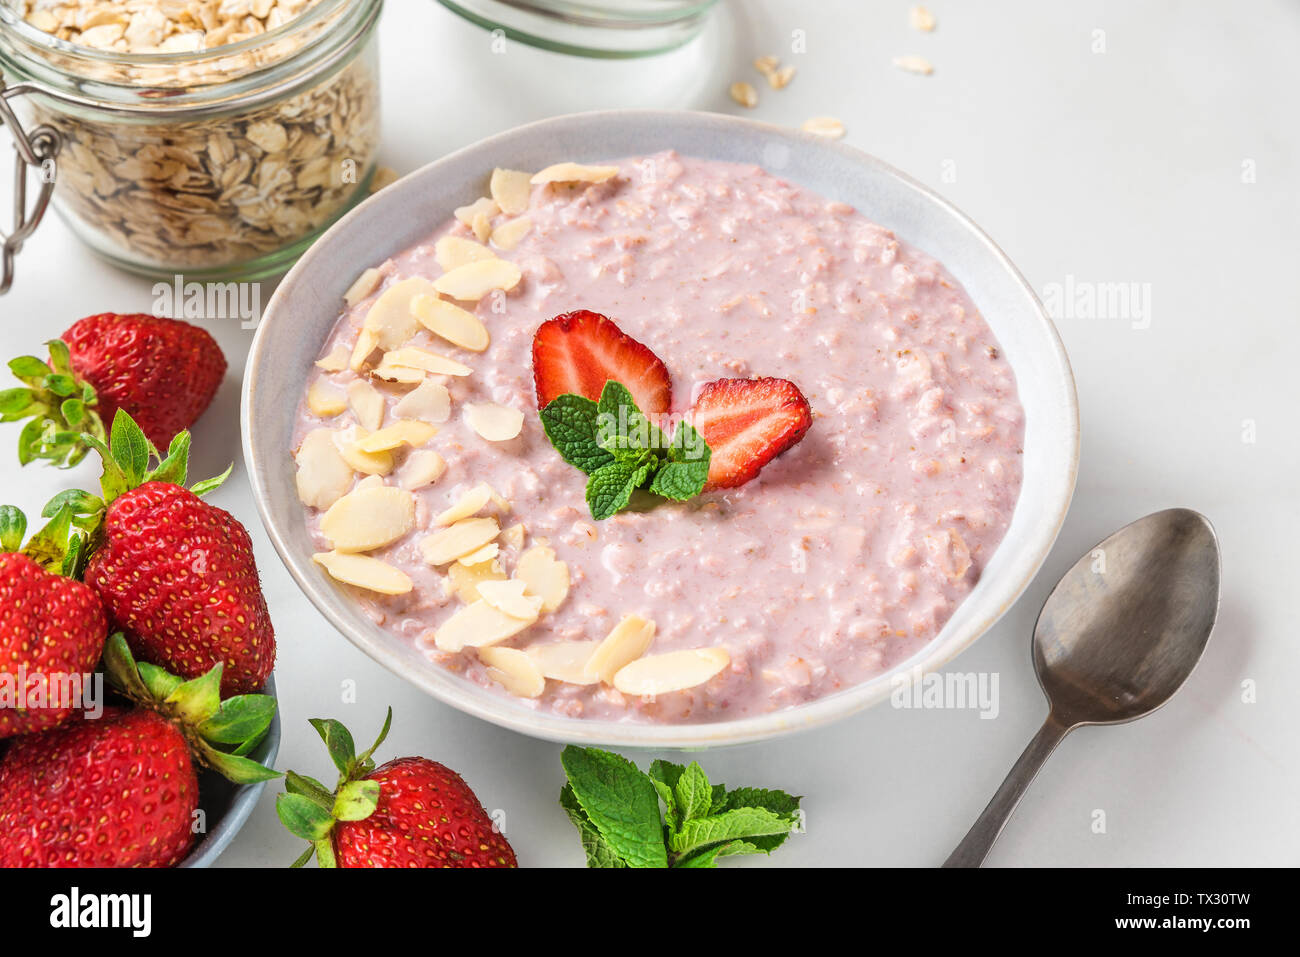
(393, 378), (451, 423)
(478, 646), (545, 698)
(527, 641), (599, 685)
(729, 81), (758, 108)
(753, 54), (779, 76)
(346, 380), (384, 432)
(490, 216), (532, 253)
(411, 294), (490, 352)
(432, 259), (522, 301)
(612, 648), (730, 696)
(314, 344), (350, 372)
(355, 475), (385, 491)
(476, 579), (544, 621)
(801, 116), (846, 140)
(370, 364), (425, 386)
(893, 54), (934, 75)
(435, 235), (496, 272)
(343, 267), (383, 306)
(320, 486), (416, 552)
(501, 523), (526, 550)
(307, 379), (347, 417)
(454, 196), (499, 228)
(295, 428), (354, 509)
(584, 614), (656, 684)
(447, 559), (506, 604)
(471, 211), (492, 243)
(350, 277), (437, 370)
(436, 482), (495, 526)
(464, 402), (524, 442)
(420, 517), (500, 566)
(356, 420), (437, 453)
(336, 430), (394, 476)
(396, 449), (446, 490)
(457, 542), (499, 566)
(313, 551), (413, 595)
(516, 545), (570, 613)
(433, 598), (533, 652)
(489, 168), (533, 216)
(530, 162), (620, 185)
(768, 65), (796, 89)
(910, 5), (937, 31)
(379, 346), (473, 377)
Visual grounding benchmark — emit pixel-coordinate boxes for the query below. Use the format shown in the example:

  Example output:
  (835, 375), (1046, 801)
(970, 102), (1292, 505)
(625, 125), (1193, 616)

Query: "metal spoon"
(944, 508), (1221, 867)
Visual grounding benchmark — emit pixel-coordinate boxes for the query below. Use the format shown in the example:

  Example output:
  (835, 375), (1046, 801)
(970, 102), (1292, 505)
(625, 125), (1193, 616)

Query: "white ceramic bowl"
(242, 110), (1079, 748)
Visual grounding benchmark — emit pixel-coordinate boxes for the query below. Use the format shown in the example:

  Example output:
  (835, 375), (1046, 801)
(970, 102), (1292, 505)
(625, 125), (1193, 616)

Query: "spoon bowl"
(945, 508), (1221, 867)
(1033, 508), (1221, 725)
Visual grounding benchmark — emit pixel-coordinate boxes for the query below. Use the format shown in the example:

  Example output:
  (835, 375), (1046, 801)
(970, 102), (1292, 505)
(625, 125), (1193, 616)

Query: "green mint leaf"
(586, 459), (652, 521)
(673, 762), (714, 826)
(560, 784), (627, 868)
(667, 806), (795, 859)
(648, 459), (709, 501)
(560, 746), (668, 868)
(717, 786), (803, 852)
(540, 394), (615, 475)
(676, 840), (763, 868)
(596, 380), (668, 456)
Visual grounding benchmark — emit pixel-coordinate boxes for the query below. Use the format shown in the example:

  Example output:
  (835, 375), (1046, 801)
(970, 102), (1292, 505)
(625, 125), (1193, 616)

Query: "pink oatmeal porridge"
(291, 150), (1025, 724)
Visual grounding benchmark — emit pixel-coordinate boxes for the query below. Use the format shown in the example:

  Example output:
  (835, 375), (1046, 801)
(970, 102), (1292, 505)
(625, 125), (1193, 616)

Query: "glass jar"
(437, 0), (717, 58)
(0, 0), (382, 284)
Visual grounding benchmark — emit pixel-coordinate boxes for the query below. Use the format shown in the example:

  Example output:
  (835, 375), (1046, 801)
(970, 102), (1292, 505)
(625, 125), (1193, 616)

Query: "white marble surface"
(0, 0), (1295, 867)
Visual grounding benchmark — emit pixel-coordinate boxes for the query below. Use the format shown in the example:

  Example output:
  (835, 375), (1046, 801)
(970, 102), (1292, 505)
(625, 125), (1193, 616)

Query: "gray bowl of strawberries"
(2, 316), (281, 867)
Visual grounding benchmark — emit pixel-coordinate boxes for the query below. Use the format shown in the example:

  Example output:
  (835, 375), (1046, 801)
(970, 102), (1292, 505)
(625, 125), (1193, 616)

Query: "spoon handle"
(943, 714), (1071, 867)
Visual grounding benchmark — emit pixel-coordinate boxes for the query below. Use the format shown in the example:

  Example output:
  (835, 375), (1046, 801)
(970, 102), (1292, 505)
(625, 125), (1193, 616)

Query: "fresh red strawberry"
(0, 505), (107, 738)
(278, 708), (518, 868)
(4, 313), (225, 467)
(690, 377), (813, 490)
(0, 709), (198, 867)
(533, 310), (671, 414)
(64, 411), (275, 696)
(0, 636), (279, 868)
(336, 757), (516, 868)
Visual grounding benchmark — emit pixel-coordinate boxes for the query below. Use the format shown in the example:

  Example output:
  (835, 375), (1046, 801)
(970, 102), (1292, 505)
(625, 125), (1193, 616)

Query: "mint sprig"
(559, 745), (802, 868)
(538, 381), (711, 521)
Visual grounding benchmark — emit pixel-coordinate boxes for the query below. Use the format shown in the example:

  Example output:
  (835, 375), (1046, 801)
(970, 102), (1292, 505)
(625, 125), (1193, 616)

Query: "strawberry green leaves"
(101, 633), (280, 786)
(0, 502), (92, 578)
(277, 707), (393, 868)
(4, 338), (105, 468)
(539, 380), (711, 521)
(559, 746), (802, 868)
(71, 409), (230, 514)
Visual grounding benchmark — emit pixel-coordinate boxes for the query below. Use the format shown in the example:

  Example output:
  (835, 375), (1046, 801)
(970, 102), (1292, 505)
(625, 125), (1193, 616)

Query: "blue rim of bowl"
(242, 109), (1080, 749)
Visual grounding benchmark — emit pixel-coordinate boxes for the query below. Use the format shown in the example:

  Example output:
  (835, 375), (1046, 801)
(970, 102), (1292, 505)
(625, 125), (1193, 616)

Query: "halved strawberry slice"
(690, 377), (813, 490)
(532, 310), (672, 414)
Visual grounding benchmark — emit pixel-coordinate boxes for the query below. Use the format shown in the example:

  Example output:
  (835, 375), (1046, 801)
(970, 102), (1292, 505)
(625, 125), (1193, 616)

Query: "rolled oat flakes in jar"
(0, 0), (382, 282)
